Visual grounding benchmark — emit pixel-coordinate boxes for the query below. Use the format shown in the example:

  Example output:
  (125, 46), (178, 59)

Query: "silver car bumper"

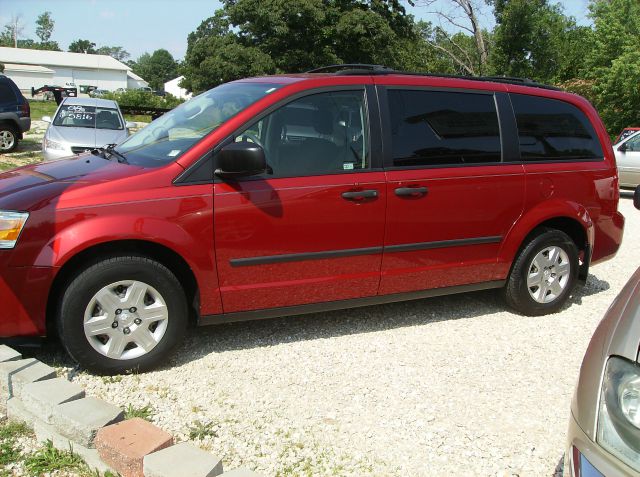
(566, 412), (640, 477)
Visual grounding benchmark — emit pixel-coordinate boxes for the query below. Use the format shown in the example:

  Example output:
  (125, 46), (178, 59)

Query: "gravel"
(34, 194), (639, 477)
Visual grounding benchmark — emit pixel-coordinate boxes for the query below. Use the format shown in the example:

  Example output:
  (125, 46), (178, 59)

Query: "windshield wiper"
(91, 144), (129, 164)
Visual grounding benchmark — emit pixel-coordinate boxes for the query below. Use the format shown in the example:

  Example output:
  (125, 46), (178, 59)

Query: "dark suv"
(0, 65), (625, 374)
(0, 75), (31, 152)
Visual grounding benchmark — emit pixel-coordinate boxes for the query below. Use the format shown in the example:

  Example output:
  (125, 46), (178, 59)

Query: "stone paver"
(95, 418), (173, 477)
(22, 377), (85, 424)
(6, 397), (34, 425)
(143, 442), (224, 477)
(33, 419), (114, 474)
(0, 345), (21, 363)
(0, 358), (37, 407)
(52, 396), (124, 448)
(10, 360), (56, 398)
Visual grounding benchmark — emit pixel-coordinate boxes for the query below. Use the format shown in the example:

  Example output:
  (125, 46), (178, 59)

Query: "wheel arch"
(46, 239), (200, 338)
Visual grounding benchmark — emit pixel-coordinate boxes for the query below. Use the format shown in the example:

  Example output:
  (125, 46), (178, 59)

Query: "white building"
(0, 47), (148, 93)
(127, 71), (149, 90)
(164, 76), (192, 100)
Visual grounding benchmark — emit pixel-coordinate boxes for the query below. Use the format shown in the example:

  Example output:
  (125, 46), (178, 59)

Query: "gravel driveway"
(36, 194), (639, 477)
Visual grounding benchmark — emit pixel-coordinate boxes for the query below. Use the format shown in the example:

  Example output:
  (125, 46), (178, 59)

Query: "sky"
(0, 0), (592, 62)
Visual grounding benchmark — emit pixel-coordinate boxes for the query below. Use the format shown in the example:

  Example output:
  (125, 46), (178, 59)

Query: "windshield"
(53, 104), (123, 130)
(114, 82), (282, 168)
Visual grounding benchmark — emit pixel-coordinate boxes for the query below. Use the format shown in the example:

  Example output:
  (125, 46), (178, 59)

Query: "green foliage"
(0, 420), (32, 465)
(68, 39), (97, 54)
(130, 49), (179, 90)
(23, 440), (86, 475)
(182, 0), (418, 93)
(102, 90), (184, 110)
(0, 62), (4, 73)
(35, 11), (54, 43)
(188, 420), (218, 440)
(96, 45), (130, 62)
(124, 403), (154, 421)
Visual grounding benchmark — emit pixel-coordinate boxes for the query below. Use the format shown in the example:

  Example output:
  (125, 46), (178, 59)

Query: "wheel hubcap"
(527, 246), (571, 304)
(83, 280), (169, 360)
(0, 131), (15, 150)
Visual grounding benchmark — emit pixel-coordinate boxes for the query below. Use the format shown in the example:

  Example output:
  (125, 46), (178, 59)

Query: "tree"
(182, 0), (419, 93)
(35, 11), (54, 43)
(96, 46), (130, 62)
(490, 0), (584, 83)
(131, 49), (179, 90)
(68, 39), (97, 54)
(416, 0), (491, 75)
(0, 15), (25, 48)
(0, 63), (4, 73)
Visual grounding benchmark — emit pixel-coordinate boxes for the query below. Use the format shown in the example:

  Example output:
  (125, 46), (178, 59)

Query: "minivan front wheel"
(504, 229), (578, 316)
(58, 256), (188, 374)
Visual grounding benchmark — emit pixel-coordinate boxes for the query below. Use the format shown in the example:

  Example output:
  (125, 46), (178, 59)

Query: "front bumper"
(0, 254), (54, 337)
(42, 147), (74, 163)
(566, 411), (639, 477)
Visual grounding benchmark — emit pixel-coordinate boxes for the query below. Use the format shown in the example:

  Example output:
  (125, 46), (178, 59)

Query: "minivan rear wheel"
(58, 256), (188, 374)
(504, 229), (578, 316)
(0, 125), (17, 152)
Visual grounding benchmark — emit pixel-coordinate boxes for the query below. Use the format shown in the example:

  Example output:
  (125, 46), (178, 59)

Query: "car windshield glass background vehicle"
(623, 133), (640, 152)
(511, 94), (604, 161)
(115, 82), (282, 168)
(53, 105), (123, 130)
(236, 90), (369, 177)
(388, 90), (502, 167)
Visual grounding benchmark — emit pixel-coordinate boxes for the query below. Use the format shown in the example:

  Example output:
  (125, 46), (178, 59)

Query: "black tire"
(0, 124), (18, 153)
(57, 256), (188, 374)
(503, 229), (579, 316)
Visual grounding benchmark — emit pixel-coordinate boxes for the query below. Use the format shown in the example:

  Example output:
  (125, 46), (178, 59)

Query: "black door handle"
(341, 189), (378, 201)
(395, 186), (428, 197)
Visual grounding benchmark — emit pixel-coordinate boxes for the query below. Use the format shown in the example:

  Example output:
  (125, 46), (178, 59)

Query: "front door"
(618, 133), (640, 187)
(378, 87), (525, 295)
(214, 88), (386, 313)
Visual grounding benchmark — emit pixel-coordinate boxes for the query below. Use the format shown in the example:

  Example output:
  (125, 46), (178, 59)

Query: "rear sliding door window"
(388, 89), (501, 167)
(511, 94), (603, 161)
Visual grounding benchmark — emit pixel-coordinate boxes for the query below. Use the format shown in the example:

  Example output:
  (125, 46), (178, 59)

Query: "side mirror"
(125, 121), (136, 129)
(618, 143), (628, 153)
(634, 185), (640, 210)
(215, 141), (267, 178)
(42, 116), (51, 123)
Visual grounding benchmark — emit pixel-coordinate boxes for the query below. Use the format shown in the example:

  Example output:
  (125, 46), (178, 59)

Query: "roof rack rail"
(305, 64), (561, 91)
(306, 64), (394, 74)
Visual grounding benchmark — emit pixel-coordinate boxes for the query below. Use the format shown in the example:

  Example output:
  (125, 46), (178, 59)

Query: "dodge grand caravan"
(0, 65), (625, 374)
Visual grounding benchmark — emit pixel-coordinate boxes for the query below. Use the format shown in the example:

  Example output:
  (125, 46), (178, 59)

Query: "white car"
(42, 97), (134, 161)
(614, 130), (640, 188)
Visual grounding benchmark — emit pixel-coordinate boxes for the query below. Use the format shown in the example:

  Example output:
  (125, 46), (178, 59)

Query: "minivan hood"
(47, 125), (126, 148)
(0, 155), (138, 211)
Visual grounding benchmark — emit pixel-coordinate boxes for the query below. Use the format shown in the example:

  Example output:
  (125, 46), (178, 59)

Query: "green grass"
(124, 403), (154, 421)
(188, 420), (218, 440)
(0, 420), (32, 466)
(23, 440), (86, 475)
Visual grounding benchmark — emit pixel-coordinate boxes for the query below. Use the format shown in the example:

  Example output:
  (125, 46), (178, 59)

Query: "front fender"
(497, 198), (594, 274)
(30, 197), (221, 315)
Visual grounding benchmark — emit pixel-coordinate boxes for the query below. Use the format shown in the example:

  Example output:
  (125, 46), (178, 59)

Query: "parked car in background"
(566, 186), (640, 477)
(614, 130), (640, 188)
(614, 127), (640, 144)
(0, 74), (31, 153)
(41, 97), (133, 161)
(0, 66), (625, 373)
(88, 89), (110, 98)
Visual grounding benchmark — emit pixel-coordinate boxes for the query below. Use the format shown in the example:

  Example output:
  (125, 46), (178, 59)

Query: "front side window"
(388, 89), (502, 167)
(511, 94), (603, 161)
(233, 90), (370, 178)
(53, 104), (123, 130)
(624, 134), (640, 152)
(115, 82), (283, 168)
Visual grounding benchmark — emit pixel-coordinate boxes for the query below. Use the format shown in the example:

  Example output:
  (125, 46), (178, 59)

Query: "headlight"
(43, 137), (65, 151)
(597, 356), (640, 471)
(0, 211), (29, 249)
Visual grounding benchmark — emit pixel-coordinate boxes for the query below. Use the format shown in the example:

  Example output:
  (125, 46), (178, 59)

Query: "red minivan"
(0, 65), (625, 373)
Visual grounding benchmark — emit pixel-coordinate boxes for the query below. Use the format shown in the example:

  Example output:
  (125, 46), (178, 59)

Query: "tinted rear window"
(511, 94), (603, 161)
(388, 90), (502, 167)
(0, 83), (16, 103)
